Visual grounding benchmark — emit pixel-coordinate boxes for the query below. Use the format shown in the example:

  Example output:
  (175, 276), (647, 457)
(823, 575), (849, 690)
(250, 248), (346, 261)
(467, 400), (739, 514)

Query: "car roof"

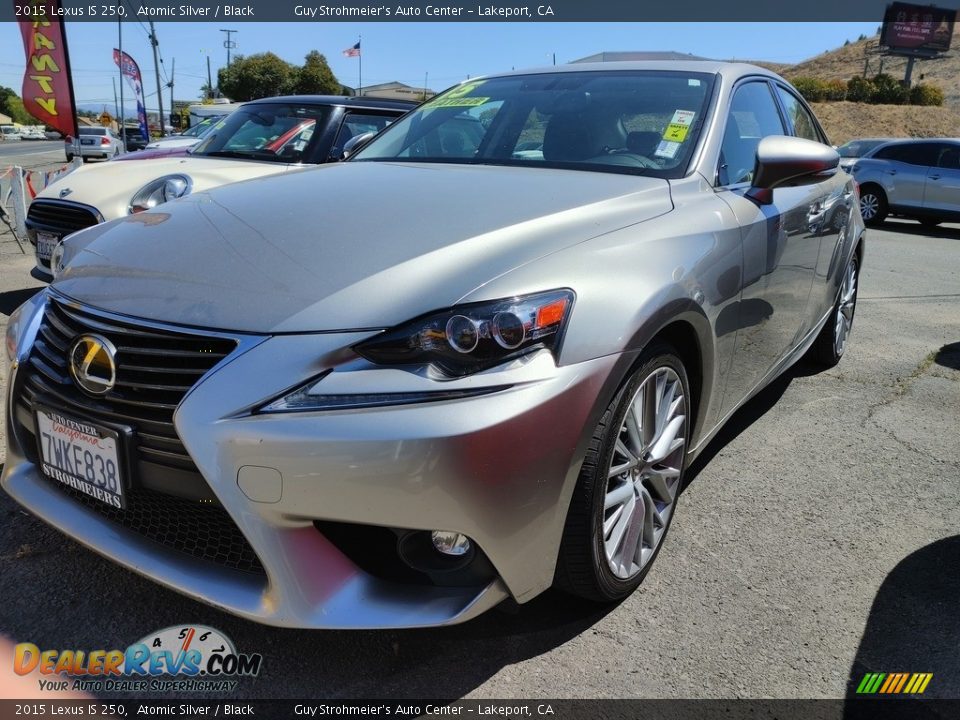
(472, 60), (782, 82)
(242, 95), (419, 111)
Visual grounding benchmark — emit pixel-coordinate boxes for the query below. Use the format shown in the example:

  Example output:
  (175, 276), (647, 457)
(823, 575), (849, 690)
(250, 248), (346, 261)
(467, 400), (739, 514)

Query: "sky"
(1, 21), (880, 115)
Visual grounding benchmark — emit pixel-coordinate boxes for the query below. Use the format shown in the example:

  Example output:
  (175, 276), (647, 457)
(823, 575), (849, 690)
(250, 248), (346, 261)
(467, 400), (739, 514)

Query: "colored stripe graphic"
(856, 672), (932, 694)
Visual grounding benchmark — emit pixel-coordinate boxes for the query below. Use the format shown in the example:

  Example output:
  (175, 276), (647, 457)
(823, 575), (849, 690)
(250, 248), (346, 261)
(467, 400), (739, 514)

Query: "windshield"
(837, 139), (886, 158)
(182, 115), (224, 138)
(353, 70), (715, 177)
(191, 103), (329, 163)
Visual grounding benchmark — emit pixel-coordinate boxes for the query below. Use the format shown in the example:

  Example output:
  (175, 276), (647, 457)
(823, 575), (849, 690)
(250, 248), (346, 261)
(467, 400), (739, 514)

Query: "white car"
(65, 127), (125, 161)
(1, 125), (22, 141)
(27, 95), (415, 276)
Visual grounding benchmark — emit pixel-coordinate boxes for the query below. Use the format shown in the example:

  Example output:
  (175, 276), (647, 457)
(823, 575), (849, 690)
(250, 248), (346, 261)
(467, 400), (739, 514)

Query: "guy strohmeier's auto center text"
(291, 4), (555, 17)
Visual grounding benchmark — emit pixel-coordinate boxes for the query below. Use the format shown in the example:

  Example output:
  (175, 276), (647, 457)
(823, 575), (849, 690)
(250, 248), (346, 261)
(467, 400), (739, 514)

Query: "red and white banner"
(15, 0), (79, 139)
(113, 49), (150, 141)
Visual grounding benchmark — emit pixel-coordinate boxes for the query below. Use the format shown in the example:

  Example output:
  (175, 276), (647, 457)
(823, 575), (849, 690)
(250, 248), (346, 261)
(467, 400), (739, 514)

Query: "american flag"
(343, 42), (361, 58)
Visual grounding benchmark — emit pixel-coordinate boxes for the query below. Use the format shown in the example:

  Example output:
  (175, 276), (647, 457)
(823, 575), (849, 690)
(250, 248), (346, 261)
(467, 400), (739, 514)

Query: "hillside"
(784, 31), (960, 108)
(811, 101), (960, 144)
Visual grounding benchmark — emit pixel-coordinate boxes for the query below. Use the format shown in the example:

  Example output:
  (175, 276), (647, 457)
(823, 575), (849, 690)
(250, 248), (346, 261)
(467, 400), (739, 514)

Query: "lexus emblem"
(59, 188), (73, 199)
(69, 334), (117, 396)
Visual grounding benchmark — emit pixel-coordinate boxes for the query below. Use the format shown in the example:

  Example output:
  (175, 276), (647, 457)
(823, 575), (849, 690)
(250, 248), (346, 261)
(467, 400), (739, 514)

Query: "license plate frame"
(33, 404), (133, 510)
(36, 231), (59, 261)
(80, 138), (95, 145)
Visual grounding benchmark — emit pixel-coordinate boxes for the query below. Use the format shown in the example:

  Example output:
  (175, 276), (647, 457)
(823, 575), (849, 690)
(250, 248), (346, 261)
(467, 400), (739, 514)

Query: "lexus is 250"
(3, 62), (863, 628)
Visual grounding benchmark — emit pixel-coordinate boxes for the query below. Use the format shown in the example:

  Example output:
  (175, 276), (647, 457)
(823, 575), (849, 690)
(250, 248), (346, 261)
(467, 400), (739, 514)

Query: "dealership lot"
(1, 214), (958, 698)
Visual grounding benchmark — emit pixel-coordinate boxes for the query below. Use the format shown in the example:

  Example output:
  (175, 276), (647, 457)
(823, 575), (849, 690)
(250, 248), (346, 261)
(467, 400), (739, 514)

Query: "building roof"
(0, 112), (11, 124)
(571, 51), (712, 63)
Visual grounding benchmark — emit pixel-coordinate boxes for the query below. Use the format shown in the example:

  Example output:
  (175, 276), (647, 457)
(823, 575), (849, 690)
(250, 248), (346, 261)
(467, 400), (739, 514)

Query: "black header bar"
(3, 0), (939, 22)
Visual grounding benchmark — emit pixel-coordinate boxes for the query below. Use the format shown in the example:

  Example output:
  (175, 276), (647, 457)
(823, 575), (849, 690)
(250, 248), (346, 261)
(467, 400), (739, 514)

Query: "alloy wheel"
(834, 256), (858, 357)
(859, 193), (879, 221)
(603, 366), (687, 580)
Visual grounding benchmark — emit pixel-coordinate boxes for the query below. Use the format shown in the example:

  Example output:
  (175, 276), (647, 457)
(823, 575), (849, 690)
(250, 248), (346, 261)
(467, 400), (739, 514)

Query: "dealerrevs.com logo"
(14, 625), (263, 693)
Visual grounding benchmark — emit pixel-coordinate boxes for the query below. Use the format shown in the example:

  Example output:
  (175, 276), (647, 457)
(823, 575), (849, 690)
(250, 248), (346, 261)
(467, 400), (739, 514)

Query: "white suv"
(65, 127), (125, 161)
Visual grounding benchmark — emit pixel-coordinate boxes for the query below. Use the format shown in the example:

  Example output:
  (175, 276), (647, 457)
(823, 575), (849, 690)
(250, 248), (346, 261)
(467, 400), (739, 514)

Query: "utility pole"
(148, 21), (166, 136)
(221, 29), (238, 68)
(112, 77), (119, 127)
(207, 55), (214, 100)
(167, 58), (175, 130)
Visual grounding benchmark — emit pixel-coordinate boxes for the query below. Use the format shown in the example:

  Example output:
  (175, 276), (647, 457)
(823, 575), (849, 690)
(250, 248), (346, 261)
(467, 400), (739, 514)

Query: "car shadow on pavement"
(876, 220), (960, 241)
(0, 287), (42, 317)
(934, 342), (960, 371)
(842, 536), (960, 717)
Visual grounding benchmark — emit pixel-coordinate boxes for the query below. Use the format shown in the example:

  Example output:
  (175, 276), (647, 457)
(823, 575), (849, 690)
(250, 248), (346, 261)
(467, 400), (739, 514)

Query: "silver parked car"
(851, 138), (960, 227)
(3, 62), (863, 629)
(65, 126), (125, 161)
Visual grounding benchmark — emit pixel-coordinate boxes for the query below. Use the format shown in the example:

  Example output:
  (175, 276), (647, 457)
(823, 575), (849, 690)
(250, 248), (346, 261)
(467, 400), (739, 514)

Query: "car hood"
(38, 156), (295, 221)
(145, 137), (200, 150)
(54, 162), (673, 333)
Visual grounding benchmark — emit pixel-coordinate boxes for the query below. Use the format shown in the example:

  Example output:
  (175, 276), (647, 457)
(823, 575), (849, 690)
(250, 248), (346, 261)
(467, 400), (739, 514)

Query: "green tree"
(0, 91), (37, 124)
(870, 73), (909, 104)
(846, 76), (875, 103)
(295, 51), (340, 95)
(217, 53), (298, 102)
(910, 83), (944, 106)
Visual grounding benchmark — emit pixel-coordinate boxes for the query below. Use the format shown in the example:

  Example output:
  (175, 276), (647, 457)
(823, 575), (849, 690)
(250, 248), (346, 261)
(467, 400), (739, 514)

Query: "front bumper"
(3, 294), (620, 628)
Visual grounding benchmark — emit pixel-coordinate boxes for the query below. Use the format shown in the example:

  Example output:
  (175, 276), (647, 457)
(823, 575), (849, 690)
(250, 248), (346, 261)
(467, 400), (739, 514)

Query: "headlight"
(356, 289), (574, 377)
(128, 174), (191, 214)
(50, 241), (65, 280)
(4, 304), (22, 363)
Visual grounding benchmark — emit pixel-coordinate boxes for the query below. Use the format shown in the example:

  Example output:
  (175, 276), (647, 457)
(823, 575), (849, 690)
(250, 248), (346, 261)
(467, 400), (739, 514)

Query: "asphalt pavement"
(0, 216), (958, 700)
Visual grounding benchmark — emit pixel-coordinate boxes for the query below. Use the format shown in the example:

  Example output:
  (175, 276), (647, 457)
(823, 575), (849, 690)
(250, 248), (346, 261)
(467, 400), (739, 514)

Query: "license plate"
(36, 231), (59, 261)
(81, 138), (95, 145)
(35, 407), (125, 509)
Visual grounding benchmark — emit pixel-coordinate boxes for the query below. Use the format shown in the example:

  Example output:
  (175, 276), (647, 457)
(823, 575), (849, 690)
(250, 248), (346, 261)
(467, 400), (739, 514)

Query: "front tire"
(858, 185), (887, 226)
(809, 252), (859, 367)
(555, 342), (690, 602)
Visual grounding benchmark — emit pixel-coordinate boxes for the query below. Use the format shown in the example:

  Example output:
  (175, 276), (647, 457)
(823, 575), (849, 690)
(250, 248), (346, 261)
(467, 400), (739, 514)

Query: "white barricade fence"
(0, 159), (80, 251)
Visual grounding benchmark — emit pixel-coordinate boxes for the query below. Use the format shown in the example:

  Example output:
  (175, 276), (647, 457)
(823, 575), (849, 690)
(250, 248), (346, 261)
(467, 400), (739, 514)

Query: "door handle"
(929, 174), (941, 180)
(885, 169), (897, 175)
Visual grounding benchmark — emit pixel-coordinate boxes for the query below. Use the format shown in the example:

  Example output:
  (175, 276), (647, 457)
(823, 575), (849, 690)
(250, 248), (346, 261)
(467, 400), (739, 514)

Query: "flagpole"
(118, 19), (126, 148)
(358, 35), (362, 96)
(55, 5), (81, 161)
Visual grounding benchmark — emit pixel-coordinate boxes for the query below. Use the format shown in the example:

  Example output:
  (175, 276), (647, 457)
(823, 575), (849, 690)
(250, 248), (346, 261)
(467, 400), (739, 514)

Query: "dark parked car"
(851, 138), (960, 226)
(121, 132), (150, 152)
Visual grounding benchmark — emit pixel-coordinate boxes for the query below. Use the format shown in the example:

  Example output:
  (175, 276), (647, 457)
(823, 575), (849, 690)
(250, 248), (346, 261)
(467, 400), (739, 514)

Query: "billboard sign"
(881, 2), (956, 54)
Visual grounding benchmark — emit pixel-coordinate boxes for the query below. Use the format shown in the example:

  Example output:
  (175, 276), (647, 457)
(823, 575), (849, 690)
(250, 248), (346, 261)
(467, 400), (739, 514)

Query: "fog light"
(431, 530), (471, 556)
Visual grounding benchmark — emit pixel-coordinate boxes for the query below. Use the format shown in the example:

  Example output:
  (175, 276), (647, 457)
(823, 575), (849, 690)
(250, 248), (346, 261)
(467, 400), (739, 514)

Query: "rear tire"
(555, 342), (690, 602)
(858, 185), (887, 226)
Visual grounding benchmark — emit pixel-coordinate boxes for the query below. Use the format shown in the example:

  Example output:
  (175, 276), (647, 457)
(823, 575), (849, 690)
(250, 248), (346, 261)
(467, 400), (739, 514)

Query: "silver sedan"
(3, 61), (864, 628)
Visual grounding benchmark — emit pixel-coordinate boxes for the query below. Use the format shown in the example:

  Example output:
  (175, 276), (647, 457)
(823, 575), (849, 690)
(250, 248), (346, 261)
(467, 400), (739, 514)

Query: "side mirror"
(746, 135), (840, 205)
(341, 132), (377, 160)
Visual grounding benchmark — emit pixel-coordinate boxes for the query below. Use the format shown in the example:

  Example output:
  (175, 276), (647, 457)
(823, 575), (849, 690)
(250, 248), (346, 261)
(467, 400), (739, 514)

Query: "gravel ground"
(0, 211), (957, 701)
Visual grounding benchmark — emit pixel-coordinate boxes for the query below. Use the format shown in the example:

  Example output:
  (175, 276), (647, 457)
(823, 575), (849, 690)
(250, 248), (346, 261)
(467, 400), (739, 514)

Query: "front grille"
(44, 479), (265, 575)
(15, 298), (264, 575)
(26, 199), (101, 236)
